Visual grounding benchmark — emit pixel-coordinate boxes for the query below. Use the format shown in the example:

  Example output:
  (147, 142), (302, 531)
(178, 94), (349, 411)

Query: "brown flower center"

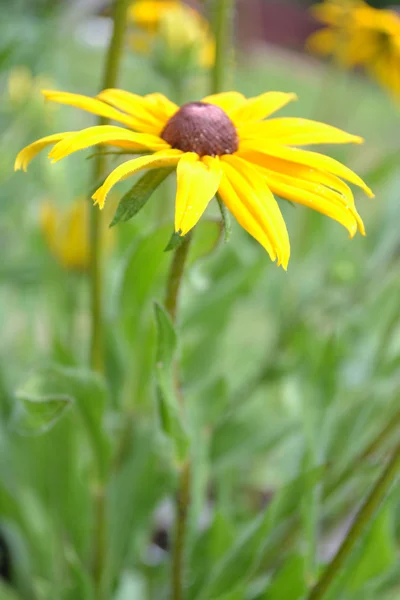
(161, 102), (239, 157)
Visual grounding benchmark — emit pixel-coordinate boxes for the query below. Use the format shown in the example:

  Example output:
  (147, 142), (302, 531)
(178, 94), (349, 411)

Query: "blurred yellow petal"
(42, 90), (137, 129)
(48, 125), (168, 163)
(306, 28), (336, 56)
(15, 133), (73, 171)
(229, 92), (298, 125)
(240, 140), (373, 197)
(201, 92), (246, 114)
(97, 89), (177, 134)
(239, 118), (363, 146)
(174, 153), (222, 235)
(129, 0), (180, 32)
(92, 149), (182, 208)
(220, 156), (290, 269)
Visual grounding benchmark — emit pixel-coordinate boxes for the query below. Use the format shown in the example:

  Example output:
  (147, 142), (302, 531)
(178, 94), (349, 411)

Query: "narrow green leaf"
(154, 303), (189, 463)
(110, 167), (173, 227)
(164, 230), (185, 252)
(216, 195), (231, 243)
(347, 503), (397, 592)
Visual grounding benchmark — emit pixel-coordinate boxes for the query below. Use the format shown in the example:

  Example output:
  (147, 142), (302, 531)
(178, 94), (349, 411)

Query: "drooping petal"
(239, 140), (374, 197)
(15, 132), (73, 171)
(264, 170), (365, 237)
(237, 149), (358, 207)
(201, 91), (246, 114)
(174, 153), (222, 235)
(92, 149), (182, 208)
(48, 125), (168, 163)
(42, 90), (137, 129)
(239, 118), (364, 146)
(219, 156), (290, 269)
(229, 92), (297, 126)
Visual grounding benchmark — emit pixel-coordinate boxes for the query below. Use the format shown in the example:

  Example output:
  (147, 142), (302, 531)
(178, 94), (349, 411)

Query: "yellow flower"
(307, 0), (400, 100)
(40, 199), (91, 272)
(129, 0), (215, 68)
(129, 0), (181, 33)
(7, 66), (54, 105)
(16, 89), (372, 269)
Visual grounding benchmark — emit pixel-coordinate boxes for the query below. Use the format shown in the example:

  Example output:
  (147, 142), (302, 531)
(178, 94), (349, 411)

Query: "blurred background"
(1, 0), (400, 599)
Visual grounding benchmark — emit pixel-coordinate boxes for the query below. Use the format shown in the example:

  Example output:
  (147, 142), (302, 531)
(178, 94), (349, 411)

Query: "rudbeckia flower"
(15, 89), (372, 269)
(129, 0), (215, 69)
(307, 0), (400, 100)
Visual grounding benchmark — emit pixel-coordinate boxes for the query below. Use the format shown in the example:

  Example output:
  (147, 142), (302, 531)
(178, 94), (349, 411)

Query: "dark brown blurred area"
(237, 0), (317, 50)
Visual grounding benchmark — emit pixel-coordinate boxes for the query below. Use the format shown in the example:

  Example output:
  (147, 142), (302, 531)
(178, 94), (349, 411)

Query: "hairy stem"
(211, 0), (235, 94)
(91, 0), (129, 597)
(165, 233), (193, 600)
(90, 0), (129, 373)
(307, 440), (400, 600)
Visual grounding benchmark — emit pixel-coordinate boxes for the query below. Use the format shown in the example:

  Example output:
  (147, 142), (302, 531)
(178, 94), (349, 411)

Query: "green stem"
(165, 233), (193, 600)
(90, 0), (129, 373)
(210, 0), (235, 94)
(165, 233), (193, 324)
(90, 0), (129, 596)
(307, 440), (400, 600)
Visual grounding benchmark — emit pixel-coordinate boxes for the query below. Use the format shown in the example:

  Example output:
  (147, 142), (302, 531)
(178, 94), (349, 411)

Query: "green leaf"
(262, 554), (306, 600)
(165, 230), (185, 252)
(11, 365), (110, 479)
(154, 303), (189, 463)
(189, 219), (223, 265)
(347, 503), (396, 592)
(11, 369), (72, 436)
(110, 168), (173, 226)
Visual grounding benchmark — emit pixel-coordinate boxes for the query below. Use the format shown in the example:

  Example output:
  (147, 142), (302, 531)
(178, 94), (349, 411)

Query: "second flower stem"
(307, 439), (400, 600)
(90, 0), (129, 597)
(90, 0), (129, 374)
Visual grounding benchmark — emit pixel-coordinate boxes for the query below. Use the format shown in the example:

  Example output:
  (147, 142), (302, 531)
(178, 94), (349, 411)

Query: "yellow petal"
(219, 156), (290, 269)
(48, 125), (168, 163)
(175, 153), (222, 235)
(15, 132), (73, 171)
(143, 92), (179, 120)
(264, 170), (365, 237)
(201, 92), (246, 114)
(42, 90), (137, 129)
(239, 118), (364, 146)
(229, 92), (297, 125)
(237, 149), (358, 206)
(92, 149), (182, 209)
(239, 140), (374, 197)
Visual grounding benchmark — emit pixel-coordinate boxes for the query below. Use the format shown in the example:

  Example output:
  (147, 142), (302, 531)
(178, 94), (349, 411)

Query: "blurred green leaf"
(0, 581), (22, 600)
(347, 503), (397, 592)
(11, 370), (72, 436)
(188, 220), (223, 265)
(154, 303), (189, 463)
(262, 554), (306, 600)
(110, 168), (173, 227)
(11, 365), (110, 478)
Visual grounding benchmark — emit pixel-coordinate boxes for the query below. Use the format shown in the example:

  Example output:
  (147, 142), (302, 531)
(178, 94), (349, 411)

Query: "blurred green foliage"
(1, 1), (400, 600)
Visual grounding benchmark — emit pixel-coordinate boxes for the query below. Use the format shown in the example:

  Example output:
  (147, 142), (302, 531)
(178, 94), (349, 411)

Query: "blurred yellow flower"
(129, 0), (215, 68)
(7, 66), (54, 105)
(17, 88), (372, 269)
(40, 200), (91, 272)
(307, 0), (400, 100)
